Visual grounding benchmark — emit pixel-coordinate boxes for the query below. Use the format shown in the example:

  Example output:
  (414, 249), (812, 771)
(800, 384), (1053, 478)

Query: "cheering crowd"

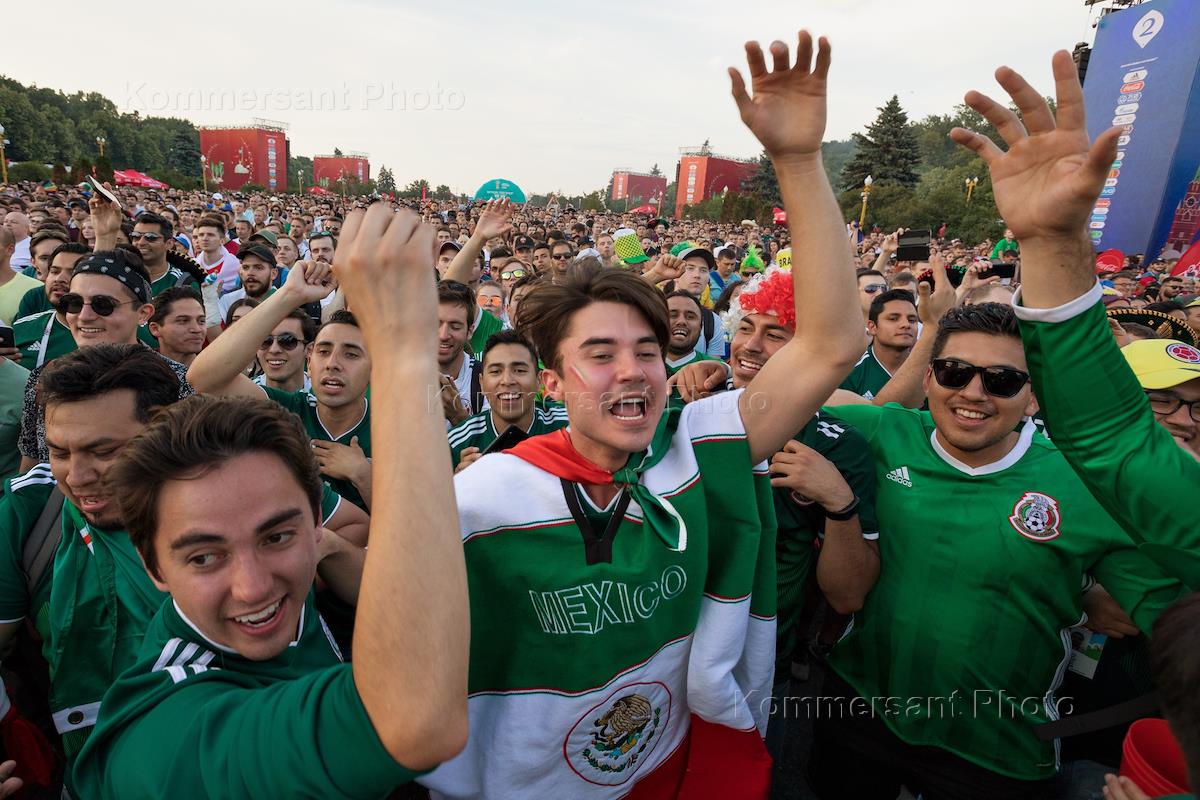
(0, 30), (1196, 800)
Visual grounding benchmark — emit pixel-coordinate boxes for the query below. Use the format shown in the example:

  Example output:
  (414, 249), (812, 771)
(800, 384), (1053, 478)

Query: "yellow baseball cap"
(1122, 339), (1200, 389)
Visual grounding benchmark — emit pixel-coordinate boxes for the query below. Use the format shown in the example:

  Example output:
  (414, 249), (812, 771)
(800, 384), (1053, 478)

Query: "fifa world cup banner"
(1083, 0), (1200, 259)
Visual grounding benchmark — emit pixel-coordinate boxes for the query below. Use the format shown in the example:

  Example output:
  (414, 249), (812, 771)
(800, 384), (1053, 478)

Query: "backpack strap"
(702, 308), (715, 347)
(22, 487), (65, 595)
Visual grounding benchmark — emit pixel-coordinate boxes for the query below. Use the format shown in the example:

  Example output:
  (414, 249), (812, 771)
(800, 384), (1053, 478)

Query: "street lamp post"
(0, 123), (7, 184)
(199, 155), (208, 193)
(965, 176), (979, 203)
(298, 169), (304, 193)
(859, 175), (874, 228)
(95, 136), (107, 158)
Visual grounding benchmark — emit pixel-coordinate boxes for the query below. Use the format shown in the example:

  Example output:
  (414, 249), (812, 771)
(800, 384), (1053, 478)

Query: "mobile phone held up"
(896, 229), (932, 262)
(0, 326), (14, 350)
(84, 177), (124, 212)
(482, 424), (530, 455)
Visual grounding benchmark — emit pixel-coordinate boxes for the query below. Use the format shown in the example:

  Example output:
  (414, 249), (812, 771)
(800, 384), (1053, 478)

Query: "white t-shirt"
(195, 250), (241, 293)
(11, 238), (32, 270)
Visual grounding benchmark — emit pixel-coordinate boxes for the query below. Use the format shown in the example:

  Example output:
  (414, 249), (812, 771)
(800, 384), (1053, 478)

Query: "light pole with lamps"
(965, 176), (979, 203)
(95, 136), (107, 158)
(298, 169), (304, 193)
(199, 155), (208, 192)
(858, 175), (873, 228)
(0, 123), (8, 184)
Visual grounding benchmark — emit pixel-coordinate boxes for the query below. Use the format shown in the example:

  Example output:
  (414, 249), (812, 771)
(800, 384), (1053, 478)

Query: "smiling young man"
(420, 32), (865, 799)
(18, 248), (194, 470)
(805, 303), (1185, 800)
(840, 288), (918, 400)
(664, 291), (719, 375)
(68, 204), (468, 800)
(254, 309), (315, 393)
(447, 330), (568, 471)
(188, 262), (373, 511)
(13, 243), (88, 368)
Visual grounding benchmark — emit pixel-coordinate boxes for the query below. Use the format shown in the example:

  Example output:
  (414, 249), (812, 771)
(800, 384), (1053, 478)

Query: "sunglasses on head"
(863, 283), (888, 294)
(259, 333), (305, 351)
(56, 293), (136, 316)
(931, 358), (1030, 398)
(500, 268), (527, 280)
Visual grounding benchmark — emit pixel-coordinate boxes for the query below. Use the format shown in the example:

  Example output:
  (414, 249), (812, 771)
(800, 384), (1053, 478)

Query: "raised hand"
(335, 205), (437, 347)
(281, 259), (335, 305)
(475, 198), (515, 241)
(949, 51), (1120, 244)
(729, 30), (831, 161)
(917, 252), (957, 325)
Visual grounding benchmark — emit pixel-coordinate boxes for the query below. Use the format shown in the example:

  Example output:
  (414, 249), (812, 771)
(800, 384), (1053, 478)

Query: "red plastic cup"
(1120, 718), (1191, 797)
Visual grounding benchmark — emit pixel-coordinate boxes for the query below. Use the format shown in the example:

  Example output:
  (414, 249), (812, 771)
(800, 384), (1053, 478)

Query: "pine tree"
(166, 129), (200, 175)
(376, 166), (397, 193)
(742, 150), (780, 207)
(840, 95), (920, 189)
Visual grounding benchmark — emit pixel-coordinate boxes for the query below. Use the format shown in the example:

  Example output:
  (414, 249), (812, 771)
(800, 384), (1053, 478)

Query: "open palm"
(476, 198), (514, 241)
(729, 31), (831, 159)
(950, 50), (1120, 242)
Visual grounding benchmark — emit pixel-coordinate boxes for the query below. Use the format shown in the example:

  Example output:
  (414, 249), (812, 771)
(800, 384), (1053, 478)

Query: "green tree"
(840, 95), (921, 190)
(165, 128), (200, 175)
(400, 178), (429, 198)
(650, 163), (662, 177)
(742, 149), (780, 207)
(288, 155), (313, 190)
(376, 166), (396, 193)
(581, 191), (604, 211)
(433, 184), (453, 200)
(822, 139), (857, 193)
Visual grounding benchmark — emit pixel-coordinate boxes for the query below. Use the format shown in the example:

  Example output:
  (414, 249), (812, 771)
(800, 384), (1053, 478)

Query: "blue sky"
(8, 0), (1099, 195)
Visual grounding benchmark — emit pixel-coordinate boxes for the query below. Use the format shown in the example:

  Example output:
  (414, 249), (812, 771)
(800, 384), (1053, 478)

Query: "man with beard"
(0, 345), (369, 765)
(448, 330), (568, 471)
(840, 289), (918, 400)
(664, 291), (719, 375)
(148, 288), (206, 367)
(217, 244), (278, 320)
(13, 244), (88, 368)
(188, 262), (373, 511)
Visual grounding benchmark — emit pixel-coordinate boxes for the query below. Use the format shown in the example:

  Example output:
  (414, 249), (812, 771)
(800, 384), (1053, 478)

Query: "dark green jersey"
(149, 266), (199, 297)
(262, 386), (371, 510)
(470, 308), (504, 355)
(664, 350), (721, 377)
(446, 402), (569, 468)
(13, 310), (75, 369)
(1018, 292), (1200, 587)
(773, 412), (878, 677)
(824, 403), (1184, 780)
(15, 286), (52, 321)
(69, 592), (424, 799)
(838, 346), (894, 400)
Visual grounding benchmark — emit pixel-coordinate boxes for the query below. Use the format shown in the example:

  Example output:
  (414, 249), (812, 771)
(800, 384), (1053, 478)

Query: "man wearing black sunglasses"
(808, 303), (1185, 800)
(856, 268), (888, 322)
(17, 249), (194, 471)
(253, 309), (315, 394)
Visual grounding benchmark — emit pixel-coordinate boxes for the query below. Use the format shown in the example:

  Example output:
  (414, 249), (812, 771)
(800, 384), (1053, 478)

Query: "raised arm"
(951, 51), (1200, 587)
(441, 199), (512, 284)
(730, 32), (863, 463)
(338, 205), (469, 768)
(187, 261), (333, 398)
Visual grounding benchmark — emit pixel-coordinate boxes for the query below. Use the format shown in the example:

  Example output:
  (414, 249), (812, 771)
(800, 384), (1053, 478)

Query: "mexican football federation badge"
(1010, 492), (1062, 541)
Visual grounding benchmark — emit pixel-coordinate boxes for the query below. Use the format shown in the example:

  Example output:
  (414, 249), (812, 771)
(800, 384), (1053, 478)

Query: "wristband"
(823, 495), (860, 521)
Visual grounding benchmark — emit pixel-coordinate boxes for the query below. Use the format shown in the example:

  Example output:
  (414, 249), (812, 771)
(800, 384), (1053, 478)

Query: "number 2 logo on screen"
(1133, 10), (1165, 49)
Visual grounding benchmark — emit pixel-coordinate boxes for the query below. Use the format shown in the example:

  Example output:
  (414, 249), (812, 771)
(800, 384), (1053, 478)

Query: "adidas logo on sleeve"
(885, 466), (912, 487)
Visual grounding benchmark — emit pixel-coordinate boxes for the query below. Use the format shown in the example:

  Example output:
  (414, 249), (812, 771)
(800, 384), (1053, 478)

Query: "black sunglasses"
(129, 232), (164, 242)
(931, 358), (1030, 398)
(863, 283), (888, 294)
(551, 253), (572, 261)
(56, 293), (136, 316)
(259, 333), (305, 351)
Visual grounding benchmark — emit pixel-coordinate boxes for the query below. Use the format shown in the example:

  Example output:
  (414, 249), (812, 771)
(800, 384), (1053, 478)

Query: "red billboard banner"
(611, 171), (667, 204)
(313, 156), (370, 188)
(674, 155), (756, 217)
(198, 127), (288, 192)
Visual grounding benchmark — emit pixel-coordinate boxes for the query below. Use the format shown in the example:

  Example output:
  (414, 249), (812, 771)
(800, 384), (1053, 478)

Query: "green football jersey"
(824, 402), (1185, 780)
(664, 350), (721, 377)
(773, 412), (878, 677)
(446, 402), (569, 468)
(149, 266), (198, 296)
(470, 307), (504, 355)
(13, 310), (75, 369)
(15, 286), (52, 321)
(1019, 295), (1200, 587)
(69, 592), (423, 800)
(838, 345), (894, 400)
(262, 386), (371, 511)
